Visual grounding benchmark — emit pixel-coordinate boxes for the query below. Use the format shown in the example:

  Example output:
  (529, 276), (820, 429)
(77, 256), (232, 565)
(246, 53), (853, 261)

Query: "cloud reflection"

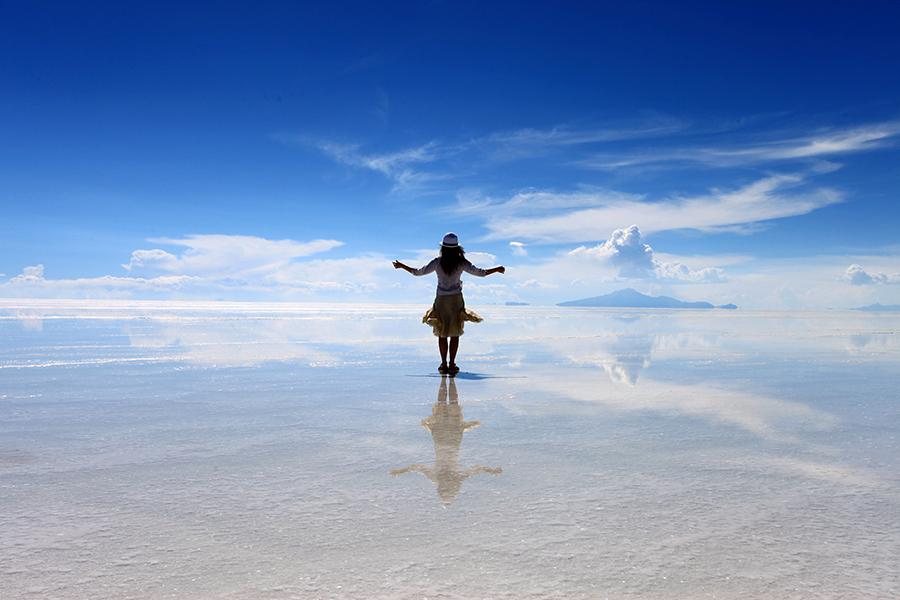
(497, 368), (837, 443)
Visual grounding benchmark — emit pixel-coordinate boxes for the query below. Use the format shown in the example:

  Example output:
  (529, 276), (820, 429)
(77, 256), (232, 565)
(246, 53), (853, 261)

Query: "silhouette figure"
(393, 231), (505, 375)
(391, 376), (501, 505)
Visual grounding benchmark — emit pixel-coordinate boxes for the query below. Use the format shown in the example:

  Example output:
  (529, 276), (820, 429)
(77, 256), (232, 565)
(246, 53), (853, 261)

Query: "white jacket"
(412, 258), (489, 296)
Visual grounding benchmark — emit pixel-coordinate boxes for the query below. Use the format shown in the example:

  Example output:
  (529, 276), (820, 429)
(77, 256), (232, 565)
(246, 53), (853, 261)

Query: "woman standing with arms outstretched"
(393, 232), (505, 375)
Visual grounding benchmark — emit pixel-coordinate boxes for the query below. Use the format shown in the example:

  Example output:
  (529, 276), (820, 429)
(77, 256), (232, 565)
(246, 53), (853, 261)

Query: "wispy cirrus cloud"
(471, 172), (843, 243)
(274, 134), (449, 191)
(316, 140), (442, 188)
(282, 119), (900, 188)
(277, 119), (899, 204)
(578, 121), (900, 170)
(275, 116), (687, 190)
(471, 116), (687, 160)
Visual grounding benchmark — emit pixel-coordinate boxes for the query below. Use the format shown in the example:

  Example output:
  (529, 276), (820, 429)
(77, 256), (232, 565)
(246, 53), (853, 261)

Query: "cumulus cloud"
(844, 264), (900, 285)
(569, 225), (654, 277)
(123, 249), (179, 272)
(654, 261), (727, 283)
(10, 264), (46, 283)
(568, 225), (726, 282)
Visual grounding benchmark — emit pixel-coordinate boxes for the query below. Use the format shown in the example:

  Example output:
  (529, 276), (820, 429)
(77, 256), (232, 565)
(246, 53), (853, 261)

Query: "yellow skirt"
(422, 293), (483, 337)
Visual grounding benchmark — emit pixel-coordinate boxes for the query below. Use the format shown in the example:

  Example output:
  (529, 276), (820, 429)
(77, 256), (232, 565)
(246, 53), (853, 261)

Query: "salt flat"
(1, 301), (899, 599)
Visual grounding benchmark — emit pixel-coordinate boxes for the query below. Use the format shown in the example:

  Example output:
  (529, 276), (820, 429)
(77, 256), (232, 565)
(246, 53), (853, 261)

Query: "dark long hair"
(439, 245), (467, 275)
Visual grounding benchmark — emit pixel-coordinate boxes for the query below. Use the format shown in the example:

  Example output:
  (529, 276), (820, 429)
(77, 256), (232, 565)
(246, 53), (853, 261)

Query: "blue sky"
(2, 1), (900, 307)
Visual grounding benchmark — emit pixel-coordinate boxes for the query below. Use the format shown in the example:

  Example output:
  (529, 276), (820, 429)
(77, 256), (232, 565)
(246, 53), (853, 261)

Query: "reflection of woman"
(393, 232), (505, 375)
(391, 377), (502, 505)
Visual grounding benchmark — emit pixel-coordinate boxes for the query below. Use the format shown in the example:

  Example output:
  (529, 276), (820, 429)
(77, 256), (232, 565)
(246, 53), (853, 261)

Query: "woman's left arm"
(463, 263), (506, 277)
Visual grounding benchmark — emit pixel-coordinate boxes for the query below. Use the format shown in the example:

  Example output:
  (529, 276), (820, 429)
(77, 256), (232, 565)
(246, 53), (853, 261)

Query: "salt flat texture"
(1, 301), (899, 599)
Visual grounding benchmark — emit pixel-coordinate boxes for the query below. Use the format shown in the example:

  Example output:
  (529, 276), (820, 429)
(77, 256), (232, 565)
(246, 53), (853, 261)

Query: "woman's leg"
(438, 337), (448, 367)
(449, 336), (459, 367)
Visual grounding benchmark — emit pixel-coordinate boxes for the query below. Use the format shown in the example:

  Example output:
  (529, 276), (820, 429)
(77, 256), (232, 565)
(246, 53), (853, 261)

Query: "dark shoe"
(448, 363), (460, 374)
(438, 364), (449, 374)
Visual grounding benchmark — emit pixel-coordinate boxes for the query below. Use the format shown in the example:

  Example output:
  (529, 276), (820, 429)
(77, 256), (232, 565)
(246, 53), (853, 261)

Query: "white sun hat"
(441, 232), (459, 247)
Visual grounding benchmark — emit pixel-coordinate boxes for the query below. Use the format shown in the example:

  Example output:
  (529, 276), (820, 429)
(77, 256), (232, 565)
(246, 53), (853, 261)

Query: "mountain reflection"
(391, 377), (501, 505)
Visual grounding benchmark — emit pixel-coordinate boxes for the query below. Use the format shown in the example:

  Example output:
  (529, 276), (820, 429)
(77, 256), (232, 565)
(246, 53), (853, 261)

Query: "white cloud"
(569, 225), (654, 277)
(1, 256), (398, 300)
(509, 241), (527, 256)
(459, 280), (517, 302)
(482, 117), (685, 147)
(579, 121), (900, 170)
(516, 278), (557, 290)
(457, 187), (639, 218)
(0, 235), (409, 300)
(844, 264), (900, 285)
(10, 264), (45, 283)
(474, 117), (686, 160)
(654, 261), (726, 283)
(492, 228), (735, 305)
(279, 118), (684, 189)
(477, 173), (842, 243)
(3, 264), (200, 297)
(265, 254), (395, 294)
(465, 251), (497, 266)
(568, 225), (725, 282)
(123, 235), (343, 277)
(290, 120), (900, 192)
(122, 249), (179, 271)
(668, 254), (900, 309)
(501, 368), (837, 442)
(277, 135), (447, 192)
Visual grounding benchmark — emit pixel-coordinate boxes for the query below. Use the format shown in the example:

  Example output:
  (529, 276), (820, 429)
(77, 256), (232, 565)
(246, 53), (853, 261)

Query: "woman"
(393, 232), (505, 374)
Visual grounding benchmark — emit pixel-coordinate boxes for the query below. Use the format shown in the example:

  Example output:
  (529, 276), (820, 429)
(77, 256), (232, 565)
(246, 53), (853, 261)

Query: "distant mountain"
(854, 303), (900, 312)
(558, 288), (737, 309)
(504, 301), (530, 306)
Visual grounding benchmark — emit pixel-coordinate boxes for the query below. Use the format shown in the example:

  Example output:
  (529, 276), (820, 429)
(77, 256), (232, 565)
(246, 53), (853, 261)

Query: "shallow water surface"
(1, 301), (899, 599)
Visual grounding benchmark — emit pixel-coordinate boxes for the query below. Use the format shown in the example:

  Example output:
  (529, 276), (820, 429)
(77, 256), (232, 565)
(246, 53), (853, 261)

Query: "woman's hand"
(393, 260), (415, 274)
(488, 266), (505, 275)
(496, 266), (506, 274)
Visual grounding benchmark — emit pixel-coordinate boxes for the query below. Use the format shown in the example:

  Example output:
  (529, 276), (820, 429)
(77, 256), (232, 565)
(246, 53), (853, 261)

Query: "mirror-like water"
(2, 302), (898, 599)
